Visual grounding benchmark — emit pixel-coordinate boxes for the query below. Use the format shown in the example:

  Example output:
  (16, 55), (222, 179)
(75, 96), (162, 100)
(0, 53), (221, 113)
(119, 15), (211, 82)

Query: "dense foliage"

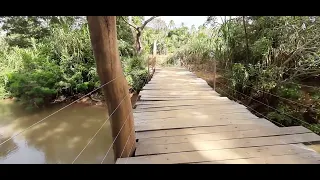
(165, 16), (320, 134)
(0, 16), (149, 110)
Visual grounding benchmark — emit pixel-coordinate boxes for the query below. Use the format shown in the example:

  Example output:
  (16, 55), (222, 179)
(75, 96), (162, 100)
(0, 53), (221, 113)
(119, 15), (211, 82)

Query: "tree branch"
(141, 16), (159, 30)
(282, 35), (320, 66)
(120, 16), (138, 31)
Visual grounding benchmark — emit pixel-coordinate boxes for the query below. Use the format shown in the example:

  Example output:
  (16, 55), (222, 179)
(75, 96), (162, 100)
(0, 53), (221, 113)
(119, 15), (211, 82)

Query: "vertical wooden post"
(153, 40), (157, 56)
(147, 57), (150, 82)
(213, 58), (216, 91)
(87, 16), (136, 159)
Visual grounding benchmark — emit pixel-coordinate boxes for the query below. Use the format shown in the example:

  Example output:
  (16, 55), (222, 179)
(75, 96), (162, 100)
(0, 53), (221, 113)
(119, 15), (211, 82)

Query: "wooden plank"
(148, 81), (208, 85)
(139, 94), (221, 98)
(194, 153), (320, 164)
(134, 103), (247, 113)
(137, 126), (311, 145)
(139, 96), (227, 101)
(135, 102), (244, 112)
(135, 124), (280, 139)
(136, 100), (233, 106)
(134, 111), (258, 122)
(143, 85), (211, 88)
(144, 84), (210, 88)
(135, 118), (276, 132)
(135, 101), (235, 110)
(134, 117), (267, 126)
(135, 133), (320, 156)
(140, 91), (219, 96)
(135, 113), (261, 124)
(134, 105), (250, 116)
(136, 99), (231, 105)
(116, 144), (315, 164)
(133, 108), (249, 117)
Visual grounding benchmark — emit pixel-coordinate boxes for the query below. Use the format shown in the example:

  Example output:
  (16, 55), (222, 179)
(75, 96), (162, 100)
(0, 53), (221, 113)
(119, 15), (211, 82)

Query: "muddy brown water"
(0, 99), (117, 164)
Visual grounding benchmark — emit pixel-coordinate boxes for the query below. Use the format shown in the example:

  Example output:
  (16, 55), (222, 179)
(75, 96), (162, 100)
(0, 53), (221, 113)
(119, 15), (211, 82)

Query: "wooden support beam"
(87, 16), (136, 160)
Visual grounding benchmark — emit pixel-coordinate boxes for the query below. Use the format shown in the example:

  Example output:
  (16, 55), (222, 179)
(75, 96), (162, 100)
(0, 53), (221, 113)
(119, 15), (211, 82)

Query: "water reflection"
(0, 100), (114, 164)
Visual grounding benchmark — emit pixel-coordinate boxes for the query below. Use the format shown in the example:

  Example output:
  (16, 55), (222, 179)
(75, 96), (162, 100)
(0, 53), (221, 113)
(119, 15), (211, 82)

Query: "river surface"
(0, 100), (115, 164)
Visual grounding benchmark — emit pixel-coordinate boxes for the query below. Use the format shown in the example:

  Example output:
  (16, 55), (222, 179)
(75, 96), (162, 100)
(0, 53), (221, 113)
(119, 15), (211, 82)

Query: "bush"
(5, 47), (62, 108)
(123, 55), (148, 92)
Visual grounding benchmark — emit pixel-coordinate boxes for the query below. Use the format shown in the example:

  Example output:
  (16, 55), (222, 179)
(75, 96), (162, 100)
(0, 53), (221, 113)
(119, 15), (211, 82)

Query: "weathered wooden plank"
(134, 117), (267, 126)
(136, 98), (230, 105)
(139, 96), (227, 101)
(137, 126), (311, 145)
(134, 103), (247, 113)
(135, 118), (276, 132)
(116, 144), (315, 164)
(135, 124), (280, 139)
(135, 112), (260, 124)
(143, 85), (211, 88)
(148, 81), (208, 85)
(193, 153), (320, 164)
(135, 133), (320, 156)
(140, 91), (219, 96)
(134, 111), (258, 121)
(135, 101), (235, 110)
(136, 99), (233, 106)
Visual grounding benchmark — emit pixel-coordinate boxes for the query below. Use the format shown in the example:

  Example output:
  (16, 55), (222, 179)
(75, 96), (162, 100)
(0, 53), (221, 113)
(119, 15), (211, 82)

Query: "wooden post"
(87, 16), (136, 159)
(147, 57), (150, 82)
(213, 58), (216, 91)
(153, 40), (157, 56)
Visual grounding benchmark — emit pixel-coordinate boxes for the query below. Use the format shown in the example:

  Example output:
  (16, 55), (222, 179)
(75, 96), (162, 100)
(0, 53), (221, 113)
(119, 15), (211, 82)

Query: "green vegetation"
(164, 16), (320, 134)
(0, 16), (151, 109)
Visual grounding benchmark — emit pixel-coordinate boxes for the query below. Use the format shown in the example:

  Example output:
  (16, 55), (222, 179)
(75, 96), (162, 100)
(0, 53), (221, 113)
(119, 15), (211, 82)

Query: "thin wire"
(100, 107), (133, 164)
(0, 76), (120, 147)
(119, 116), (135, 158)
(100, 61), (152, 164)
(215, 67), (320, 89)
(216, 85), (316, 146)
(217, 75), (319, 112)
(216, 81), (320, 131)
(71, 92), (130, 164)
(216, 86), (316, 149)
(283, 81), (320, 89)
(216, 86), (285, 127)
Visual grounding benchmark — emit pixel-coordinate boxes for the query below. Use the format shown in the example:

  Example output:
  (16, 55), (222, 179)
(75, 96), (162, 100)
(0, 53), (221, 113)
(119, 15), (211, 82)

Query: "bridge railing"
(180, 59), (320, 136)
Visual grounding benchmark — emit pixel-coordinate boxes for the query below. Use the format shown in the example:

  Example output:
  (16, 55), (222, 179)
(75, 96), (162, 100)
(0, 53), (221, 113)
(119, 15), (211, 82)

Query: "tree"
(0, 16), (51, 47)
(87, 16), (136, 159)
(145, 18), (168, 55)
(121, 16), (159, 54)
(0, 16), (85, 47)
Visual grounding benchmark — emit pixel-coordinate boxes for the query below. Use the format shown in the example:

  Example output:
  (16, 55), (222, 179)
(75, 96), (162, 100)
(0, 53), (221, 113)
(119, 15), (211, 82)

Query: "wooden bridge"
(116, 67), (320, 164)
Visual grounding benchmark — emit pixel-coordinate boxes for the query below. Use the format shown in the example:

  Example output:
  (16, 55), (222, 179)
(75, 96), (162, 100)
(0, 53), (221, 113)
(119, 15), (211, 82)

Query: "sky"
(145, 16), (208, 28)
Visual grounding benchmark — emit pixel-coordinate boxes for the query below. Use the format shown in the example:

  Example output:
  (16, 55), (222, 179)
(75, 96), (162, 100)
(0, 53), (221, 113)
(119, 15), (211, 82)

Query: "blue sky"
(145, 16), (208, 28)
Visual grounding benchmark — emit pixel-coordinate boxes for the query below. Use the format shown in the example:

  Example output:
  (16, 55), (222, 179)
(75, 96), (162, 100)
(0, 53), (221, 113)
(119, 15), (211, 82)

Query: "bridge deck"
(116, 67), (320, 164)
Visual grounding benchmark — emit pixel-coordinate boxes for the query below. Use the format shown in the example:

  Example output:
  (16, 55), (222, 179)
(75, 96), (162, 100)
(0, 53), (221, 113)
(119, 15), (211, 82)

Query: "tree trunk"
(87, 16), (136, 160)
(136, 29), (142, 54)
(127, 16), (136, 41)
(242, 16), (250, 64)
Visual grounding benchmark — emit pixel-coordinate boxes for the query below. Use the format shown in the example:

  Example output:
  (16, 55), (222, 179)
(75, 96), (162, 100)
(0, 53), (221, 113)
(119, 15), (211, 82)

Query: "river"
(0, 99), (115, 164)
